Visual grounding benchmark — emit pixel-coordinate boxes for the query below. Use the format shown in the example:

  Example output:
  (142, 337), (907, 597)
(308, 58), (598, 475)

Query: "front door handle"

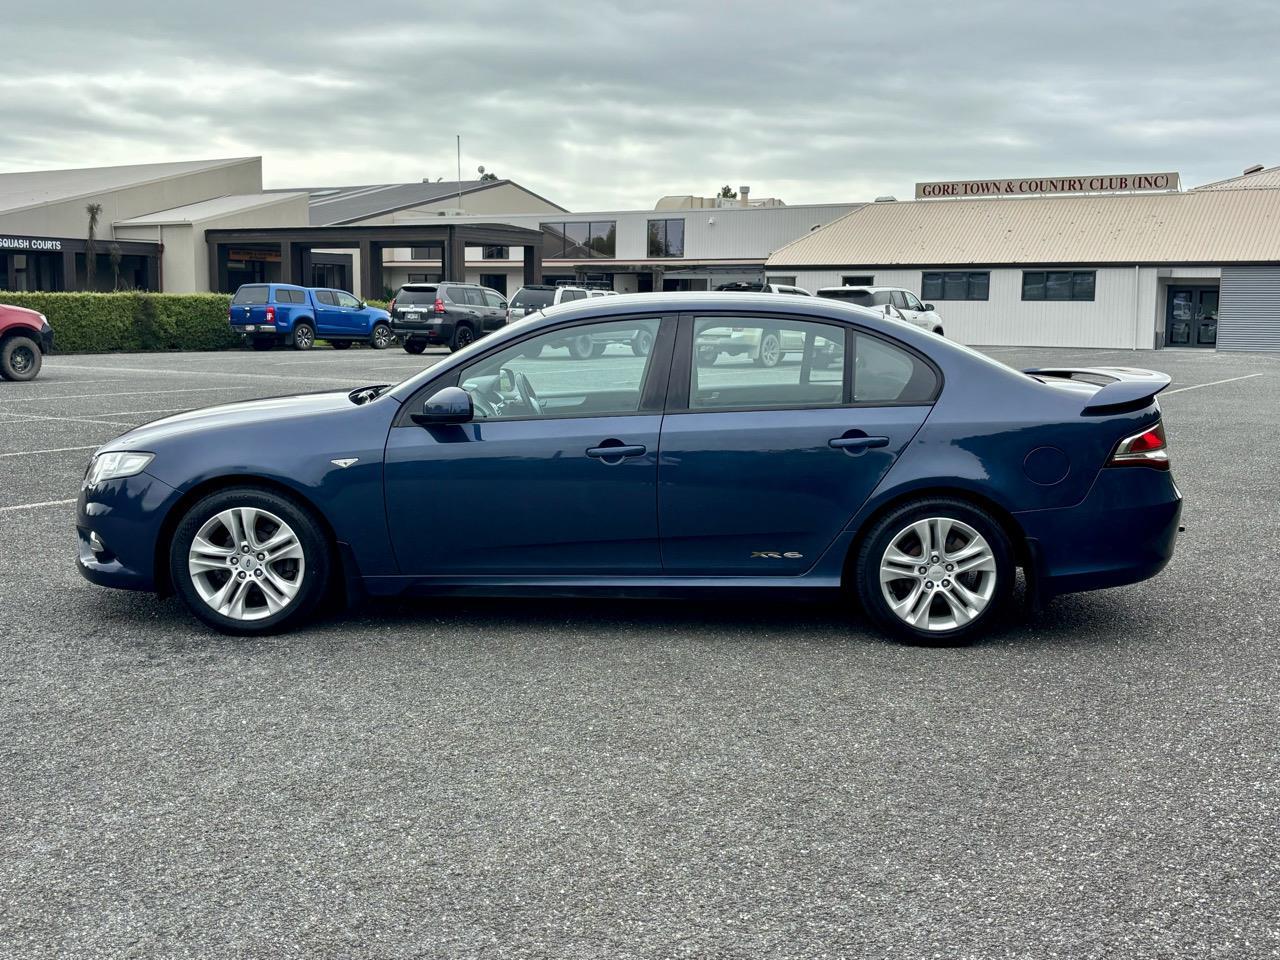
(586, 442), (647, 462)
(829, 435), (890, 452)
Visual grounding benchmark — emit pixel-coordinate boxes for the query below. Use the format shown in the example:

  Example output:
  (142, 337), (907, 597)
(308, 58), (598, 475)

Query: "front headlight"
(85, 451), (154, 487)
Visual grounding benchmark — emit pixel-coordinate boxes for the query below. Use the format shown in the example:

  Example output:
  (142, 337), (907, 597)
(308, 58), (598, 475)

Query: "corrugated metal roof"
(1193, 166), (1280, 191)
(114, 192), (308, 225)
(307, 180), (492, 225)
(767, 189), (1280, 267)
(0, 157), (257, 215)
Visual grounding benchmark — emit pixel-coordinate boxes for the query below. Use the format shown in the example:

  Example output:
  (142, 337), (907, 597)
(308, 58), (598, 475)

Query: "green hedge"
(0, 292), (239, 353)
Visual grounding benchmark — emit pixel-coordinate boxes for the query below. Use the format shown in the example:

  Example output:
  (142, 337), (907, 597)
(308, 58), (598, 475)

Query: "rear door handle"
(829, 435), (890, 451)
(586, 443), (647, 461)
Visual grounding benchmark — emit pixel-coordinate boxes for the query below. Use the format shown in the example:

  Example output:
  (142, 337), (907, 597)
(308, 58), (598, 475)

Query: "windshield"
(511, 288), (555, 309)
(395, 288), (438, 305)
(817, 288), (874, 307)
(232, 285), (270, 305)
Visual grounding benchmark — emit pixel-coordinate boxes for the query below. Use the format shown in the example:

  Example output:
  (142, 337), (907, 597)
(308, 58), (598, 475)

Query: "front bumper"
(1016, 467), (1182, 597)
(75, 471), (182, 592)
(40, 321), (53, 354)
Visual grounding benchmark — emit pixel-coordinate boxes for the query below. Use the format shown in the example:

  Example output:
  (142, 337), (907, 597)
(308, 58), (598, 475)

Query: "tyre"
(631, 329), (654, 356)
(696, 345), (718, 367)
(933, 327), (945, 338)
(250, 338), (275, 352)
(755, 331), (782, 368)
(590, 342), (608, 358)
(293, 323), (315, 351)
(403, 339), (427, 355)
(520, 344), (546, 359)
(370, 322), (393, 350)
(854, 497), (1014, 646)
(330, 340), (353, 350)
(169, 486), (331, 635)
(450, 324), (475, 352)
(567, 333), (594, 360)
(1, 336), (42, 381)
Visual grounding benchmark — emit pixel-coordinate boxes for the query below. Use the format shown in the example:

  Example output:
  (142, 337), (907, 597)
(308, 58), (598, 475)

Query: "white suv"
(816, 286), (945, 336)
(507, 284), (596, 321)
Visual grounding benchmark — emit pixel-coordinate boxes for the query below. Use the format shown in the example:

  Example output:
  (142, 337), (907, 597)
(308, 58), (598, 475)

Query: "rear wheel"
(755, 331), (782, 368)
(169, 487), (331, 635)
(370, 322), (393, 350)
(854, 498), (1014, 646)
(403, 339), (427, 355)
(568, 333), (594, 360)
(292, 323), (315, 351)
(1, 336), (42, 381)
(631, 330), (654, 356)
(329, 340), (352, 350)
(450, 324), (475, 352)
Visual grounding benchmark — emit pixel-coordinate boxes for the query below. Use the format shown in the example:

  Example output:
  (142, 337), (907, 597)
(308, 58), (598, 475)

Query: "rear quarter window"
(854, 333), (939, 404)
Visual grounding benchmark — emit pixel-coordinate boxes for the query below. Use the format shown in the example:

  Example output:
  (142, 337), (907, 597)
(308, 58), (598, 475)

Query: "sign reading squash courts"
(914, 172), (1180, 199)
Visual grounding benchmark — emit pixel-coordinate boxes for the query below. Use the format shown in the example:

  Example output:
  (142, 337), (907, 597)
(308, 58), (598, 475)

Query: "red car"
(0, 303), (53, 381)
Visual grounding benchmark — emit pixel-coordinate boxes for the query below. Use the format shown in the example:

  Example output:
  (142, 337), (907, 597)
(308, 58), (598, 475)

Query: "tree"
(108, 242), (123, 291)
(85, 202), (103, 290)
(479, 171), (499, 182)
(717, 185), (737, 199)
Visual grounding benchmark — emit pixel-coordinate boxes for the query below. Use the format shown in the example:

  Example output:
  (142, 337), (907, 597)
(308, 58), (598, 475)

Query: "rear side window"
(691, 317), (845, 410)
(510, 287), (555, 309)
(396, 287), (438, 305)
(854, 333), (938, 404)
(274, 289), (304, 304)
(233, 285), (269, 305)
(314, 291), (337, 306)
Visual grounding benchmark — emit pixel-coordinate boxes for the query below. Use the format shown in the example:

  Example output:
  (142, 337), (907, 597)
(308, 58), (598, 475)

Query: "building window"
(1022, 270), (1095, 301)
(647, 219), (685, 258)
(409, 247), (441, 261)
(841, 275), (875, 286)
(922, 271), (990, 301)
(767, 276), (797, 286)
(479, 273), (508, 295)
(482, 246), (508, 260)
(540, 221), (616, 259)
(407, 272), (442, 283)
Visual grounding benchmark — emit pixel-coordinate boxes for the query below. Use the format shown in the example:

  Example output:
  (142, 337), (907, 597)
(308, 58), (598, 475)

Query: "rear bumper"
(1016, 468), (1182, 597)
(393, 319), (454, 343)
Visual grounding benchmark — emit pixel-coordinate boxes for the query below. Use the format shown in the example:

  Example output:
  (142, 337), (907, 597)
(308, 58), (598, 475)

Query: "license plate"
(406, 312), (420, 321)
(243, 324), (256, 332)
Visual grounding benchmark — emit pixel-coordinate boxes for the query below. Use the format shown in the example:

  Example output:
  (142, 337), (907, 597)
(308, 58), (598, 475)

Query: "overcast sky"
(2, 0), (1278, 209)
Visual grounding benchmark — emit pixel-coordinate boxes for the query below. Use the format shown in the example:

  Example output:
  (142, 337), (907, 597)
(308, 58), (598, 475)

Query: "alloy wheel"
(188, 507), (306, 621)
(759, 334), (781, 367)
(878, 517), (997, 632)
(373, 324), (392, 348)
(11, 346), (33, 374)
(295, 326), (314, 349)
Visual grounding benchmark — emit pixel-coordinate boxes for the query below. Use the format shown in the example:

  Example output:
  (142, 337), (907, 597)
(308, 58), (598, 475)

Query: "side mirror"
(923, 303), (935, 312)
(412, 386), (473, 425)
(359, 300), (367, 309)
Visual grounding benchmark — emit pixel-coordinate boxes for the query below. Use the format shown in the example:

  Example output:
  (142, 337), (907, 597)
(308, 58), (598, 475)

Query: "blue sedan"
(76, 293), (1181, 644)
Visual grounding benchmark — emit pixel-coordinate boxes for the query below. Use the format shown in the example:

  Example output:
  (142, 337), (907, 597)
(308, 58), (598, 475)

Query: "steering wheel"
(510, 369), (542, 415)
(470, 391), (499, 419)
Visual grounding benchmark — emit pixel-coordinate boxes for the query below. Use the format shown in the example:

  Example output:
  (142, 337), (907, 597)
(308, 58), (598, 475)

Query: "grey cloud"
(3, 0), (1279, 208)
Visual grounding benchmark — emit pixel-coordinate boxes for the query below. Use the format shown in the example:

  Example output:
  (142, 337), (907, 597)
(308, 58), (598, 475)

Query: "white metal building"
(767, 167), (1280, 352)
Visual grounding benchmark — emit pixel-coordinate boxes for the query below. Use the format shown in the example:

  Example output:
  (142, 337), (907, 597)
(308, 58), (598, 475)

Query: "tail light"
(1108, 421), (1169, 470)
(265, 306), (275, 323)
(434, 298), (445, 314)
(388, 298), (396, 313)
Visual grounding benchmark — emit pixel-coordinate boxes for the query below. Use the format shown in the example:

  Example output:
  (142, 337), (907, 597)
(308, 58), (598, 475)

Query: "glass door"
(1166, 287), (1218, 348)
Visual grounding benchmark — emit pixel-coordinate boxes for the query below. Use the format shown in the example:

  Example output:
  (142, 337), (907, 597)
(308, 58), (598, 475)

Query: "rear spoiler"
(1023, 366), (1172, 413)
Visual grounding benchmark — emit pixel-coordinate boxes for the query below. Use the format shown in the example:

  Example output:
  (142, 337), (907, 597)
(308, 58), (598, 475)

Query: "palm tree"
(108, 242), (123, 291)
(85, 202), (103, 290)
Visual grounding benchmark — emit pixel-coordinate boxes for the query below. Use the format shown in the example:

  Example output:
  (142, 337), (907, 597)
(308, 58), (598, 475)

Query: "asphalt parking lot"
(1, 343), (1277, 958)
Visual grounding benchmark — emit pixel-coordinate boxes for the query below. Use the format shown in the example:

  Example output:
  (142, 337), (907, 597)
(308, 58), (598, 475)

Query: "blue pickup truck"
(229, 283), (394, 351)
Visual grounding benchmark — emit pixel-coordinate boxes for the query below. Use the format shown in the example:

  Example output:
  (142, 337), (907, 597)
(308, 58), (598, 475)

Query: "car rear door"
(657, 313), (937, 575)
(383, 314), (675, 575)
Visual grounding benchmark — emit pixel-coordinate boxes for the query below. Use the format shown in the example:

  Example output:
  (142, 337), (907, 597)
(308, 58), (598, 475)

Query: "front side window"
(483, 290), (506, 309)
(854, 333), (938, 404)
(691, 317), (844, 410)
(647, 219), (685, 258)
(922, 271), (990, 301)
(335, 291), (361, 308)
(903, 292), (925, 311)
(459, 318), (661, 420)
(1022, 270), (1095, 301)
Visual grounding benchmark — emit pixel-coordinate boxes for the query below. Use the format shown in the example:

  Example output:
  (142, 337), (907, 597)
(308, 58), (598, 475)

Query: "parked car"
(229, 284), (393, 351)
(0, 303), (53, 381)
(716, 281), (813, 296)
(389, 282), (508, 354)
(76, 292), (1181, 646)
(817, 286), (945, 336)
(506, 284), (593, 322)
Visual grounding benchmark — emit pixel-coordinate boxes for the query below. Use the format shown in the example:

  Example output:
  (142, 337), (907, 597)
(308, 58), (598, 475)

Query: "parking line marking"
(45, 362), (376, 386)
(0, 411), (133, 426)
(0, 498), (77, 514)
(1164, 373), (1265, 396)
(0, 444), (99, 458)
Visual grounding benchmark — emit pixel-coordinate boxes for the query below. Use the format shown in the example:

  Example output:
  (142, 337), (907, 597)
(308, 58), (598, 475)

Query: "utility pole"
(456, 135), (462, 212)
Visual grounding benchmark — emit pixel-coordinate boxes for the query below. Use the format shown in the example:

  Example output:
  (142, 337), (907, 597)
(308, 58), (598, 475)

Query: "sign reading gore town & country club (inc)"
(914, 172), (1181, 199)
(0, 235), (64, 252)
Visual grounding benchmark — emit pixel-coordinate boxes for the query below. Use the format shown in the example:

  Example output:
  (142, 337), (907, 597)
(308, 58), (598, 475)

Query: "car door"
(311, 290), (341, 333)
(332, 290), (366, 335)
(383, 314), (675, 576)
(476, 288), (505, 332)
(658, 314), (937, 575)
(444, 285), (480, 329)
(900, 290), (931, 330)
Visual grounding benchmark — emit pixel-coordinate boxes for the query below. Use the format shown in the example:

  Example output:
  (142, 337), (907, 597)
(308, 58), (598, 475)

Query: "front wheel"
(292, 323), (315, 351)
(450, 324), (475, 352)
(370, 322), (393, 350)
(854, 498), (1014, 646)
(169, 487), (331, 635)
(1, 336), (42, 381)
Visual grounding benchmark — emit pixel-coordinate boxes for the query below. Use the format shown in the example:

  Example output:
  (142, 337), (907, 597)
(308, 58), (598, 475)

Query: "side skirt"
(358, 574), (844, 600)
